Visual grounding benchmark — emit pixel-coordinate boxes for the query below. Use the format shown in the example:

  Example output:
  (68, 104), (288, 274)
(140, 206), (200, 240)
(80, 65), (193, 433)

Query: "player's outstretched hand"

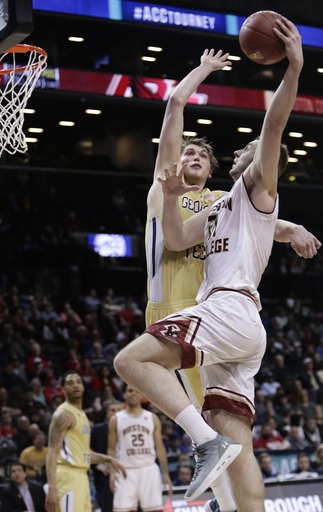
(164, 474), (173, 495)
(290, 225), (321, 258)
(200, 48), (232, 71)
(107, 456), (127, 478)
(157, 163), (199, 198)
(273, 16), (303, 69)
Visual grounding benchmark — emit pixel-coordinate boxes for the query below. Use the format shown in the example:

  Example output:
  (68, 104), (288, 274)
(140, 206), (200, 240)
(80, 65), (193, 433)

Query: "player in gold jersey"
(145, 48), (320, 512)
(45, 371), (126, 512)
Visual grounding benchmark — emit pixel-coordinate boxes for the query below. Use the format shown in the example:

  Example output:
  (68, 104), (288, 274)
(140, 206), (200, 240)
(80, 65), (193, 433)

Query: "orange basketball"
(239, 11), (286, 65)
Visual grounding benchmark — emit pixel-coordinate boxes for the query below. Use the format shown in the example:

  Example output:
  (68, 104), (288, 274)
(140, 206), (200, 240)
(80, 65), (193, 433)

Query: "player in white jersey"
(113, 18), (319, 512)
(108, 384), (172, 512)
(145, 34), (320, 512)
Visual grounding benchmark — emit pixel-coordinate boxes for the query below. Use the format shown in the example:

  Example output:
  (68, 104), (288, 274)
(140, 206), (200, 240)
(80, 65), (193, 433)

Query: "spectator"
(40, 302), (61, 324)
(119, 295), (143, 327)
(1, 362), (25, 393)
(0, 411), (17, 438)
(292, 452), (318, 476)
(64, 347), (82, 372)
(42, 375), (65, 405)
(83, 288), (101, 313)
(311, 443), (323, 475)
(19, 431), (48, 482)
(25, 342), (51, 379)
(19, 386), (44, 419)
(172, 464), (194, 486)
(300, 357), (323, 401)
(12, 416), (31, 455)
(29, 378), (47, 407)
(166, 432), (185, 461)
(253, 423), (291, 451)
(43, 317), (69, 345)
(80, 356), (95, 386)
(0, 386), (21, 416)
(285, 425), (309, 450)
(89, 341), (109, 372)
(261, 372), (282, 398)
(0, 430), (18, 470)
(297, 389), (317, 419)
(258, 452), (279, 479)
(92, 364), (120, 396)
(0, 462), (46, 512)
(303, 417), (322, 445)
(60, 301), (82, 328)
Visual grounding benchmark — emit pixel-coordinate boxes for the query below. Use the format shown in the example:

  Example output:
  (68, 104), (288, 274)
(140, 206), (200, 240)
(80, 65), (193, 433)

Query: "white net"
(0, 45), (47, 156)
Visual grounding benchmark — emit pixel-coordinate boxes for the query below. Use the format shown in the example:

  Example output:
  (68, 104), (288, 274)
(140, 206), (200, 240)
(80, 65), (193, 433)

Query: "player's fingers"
(315, 237), (322, 249)
(209, 48), (215, 56)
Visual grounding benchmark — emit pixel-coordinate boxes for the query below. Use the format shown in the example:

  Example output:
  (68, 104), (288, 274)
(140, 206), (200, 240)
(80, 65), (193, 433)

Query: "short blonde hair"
(180, 136), (218, 172)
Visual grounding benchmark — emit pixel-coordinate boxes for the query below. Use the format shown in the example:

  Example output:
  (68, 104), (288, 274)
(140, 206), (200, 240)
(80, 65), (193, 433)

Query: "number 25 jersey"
(115, 409), (156, 468)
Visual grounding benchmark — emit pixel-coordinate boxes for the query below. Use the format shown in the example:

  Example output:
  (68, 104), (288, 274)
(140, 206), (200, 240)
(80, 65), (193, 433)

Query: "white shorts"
(145, 290), (266, 421)
(113, 463), (163, 512)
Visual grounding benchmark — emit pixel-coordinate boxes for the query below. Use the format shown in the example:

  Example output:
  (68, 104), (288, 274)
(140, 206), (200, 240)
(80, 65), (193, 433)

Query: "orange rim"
(0, 44), (48, 75)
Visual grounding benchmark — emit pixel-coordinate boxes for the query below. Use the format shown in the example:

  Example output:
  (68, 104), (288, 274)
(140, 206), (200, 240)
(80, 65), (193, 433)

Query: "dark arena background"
(0, 1), (323, 511)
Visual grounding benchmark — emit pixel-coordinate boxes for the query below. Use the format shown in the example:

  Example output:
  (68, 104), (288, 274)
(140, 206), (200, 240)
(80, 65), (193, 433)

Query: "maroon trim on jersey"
(203, 391), (254, 422)
(144, 316), (202, 369)
(242, 173), (277, 215)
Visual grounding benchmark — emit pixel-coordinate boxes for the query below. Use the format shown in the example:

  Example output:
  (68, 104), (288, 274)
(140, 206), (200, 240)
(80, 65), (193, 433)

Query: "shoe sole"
(185, 443), (242, 502)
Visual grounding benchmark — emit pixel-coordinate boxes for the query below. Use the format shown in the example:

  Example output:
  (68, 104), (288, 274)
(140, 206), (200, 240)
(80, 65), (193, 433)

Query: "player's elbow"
(168, 92), (186, 109)
(164, 238), (185, 251)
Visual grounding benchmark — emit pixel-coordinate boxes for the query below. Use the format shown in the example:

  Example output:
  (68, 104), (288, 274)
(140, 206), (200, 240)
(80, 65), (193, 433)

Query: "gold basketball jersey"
(57, 402), (91, 469)
(146, 188), (223, 316)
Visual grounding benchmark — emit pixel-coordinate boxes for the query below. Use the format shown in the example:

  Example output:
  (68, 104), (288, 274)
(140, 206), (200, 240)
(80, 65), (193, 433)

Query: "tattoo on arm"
(48, 411), (71, 447)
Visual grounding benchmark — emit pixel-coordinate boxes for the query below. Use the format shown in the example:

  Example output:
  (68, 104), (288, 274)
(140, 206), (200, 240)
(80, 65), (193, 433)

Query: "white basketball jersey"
(197, 174), (278, 310)
(116, 409), (156, 468)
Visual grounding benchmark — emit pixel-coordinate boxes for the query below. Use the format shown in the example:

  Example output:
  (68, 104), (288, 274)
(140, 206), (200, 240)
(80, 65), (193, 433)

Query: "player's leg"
(56, 468), (91, 512)
(115, 320), (241, 499)
(113, 468), (138, 512)
(211, 409), (265, 512)
(138, 464), (163, 512)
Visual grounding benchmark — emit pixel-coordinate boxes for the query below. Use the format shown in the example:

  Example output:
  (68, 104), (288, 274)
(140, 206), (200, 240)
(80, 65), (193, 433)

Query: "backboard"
(0, 0), (33, 53)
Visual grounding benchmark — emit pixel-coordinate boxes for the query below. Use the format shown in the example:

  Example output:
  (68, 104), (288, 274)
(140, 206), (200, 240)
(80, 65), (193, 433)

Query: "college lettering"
(182, 196), (209, 213)
(185, 244), (206, 260)
(122, 425), (150, 435)
(205, 237), (229, 257)
(126, 447), (152, 456)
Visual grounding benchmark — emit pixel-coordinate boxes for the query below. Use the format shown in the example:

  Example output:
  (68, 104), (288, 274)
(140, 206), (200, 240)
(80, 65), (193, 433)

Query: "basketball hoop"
(0, 43), (48, 156)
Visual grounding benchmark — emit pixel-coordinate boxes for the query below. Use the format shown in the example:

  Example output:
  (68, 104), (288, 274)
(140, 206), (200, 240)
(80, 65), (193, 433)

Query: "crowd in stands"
(0, 176), (322, 511)
(0, 281), (322, 488)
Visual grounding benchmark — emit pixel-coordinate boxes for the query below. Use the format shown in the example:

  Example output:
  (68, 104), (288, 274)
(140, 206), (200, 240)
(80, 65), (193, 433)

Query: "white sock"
(175, 404), (217, 446)
(211, 472), (237, 512)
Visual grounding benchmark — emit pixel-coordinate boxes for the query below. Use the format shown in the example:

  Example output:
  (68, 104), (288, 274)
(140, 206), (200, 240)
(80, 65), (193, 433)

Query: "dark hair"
(259, 452), (271, 462)
(61, 370), (83, 387)
(180, 136), (219, 172)
(297, 452), (309, 461)
(278, 143), (289, 177)
(10, 462), (25, 473)
(254, 136), (289, 177)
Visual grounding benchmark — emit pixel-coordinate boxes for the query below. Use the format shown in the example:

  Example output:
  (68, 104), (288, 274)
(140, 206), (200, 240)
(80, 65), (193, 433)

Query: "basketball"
(239, 11), (286, 65)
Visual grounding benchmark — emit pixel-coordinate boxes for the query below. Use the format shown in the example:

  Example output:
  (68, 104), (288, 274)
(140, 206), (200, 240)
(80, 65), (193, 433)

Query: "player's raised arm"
(147, 49), (231, 218)
(247, 17), (303, 210)
(45, 409), (73, 512)
(159, 163), (210, 250)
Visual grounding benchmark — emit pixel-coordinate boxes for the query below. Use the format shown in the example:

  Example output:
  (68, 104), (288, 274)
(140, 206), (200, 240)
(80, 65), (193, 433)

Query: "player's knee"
(114, 349), (130, 378)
